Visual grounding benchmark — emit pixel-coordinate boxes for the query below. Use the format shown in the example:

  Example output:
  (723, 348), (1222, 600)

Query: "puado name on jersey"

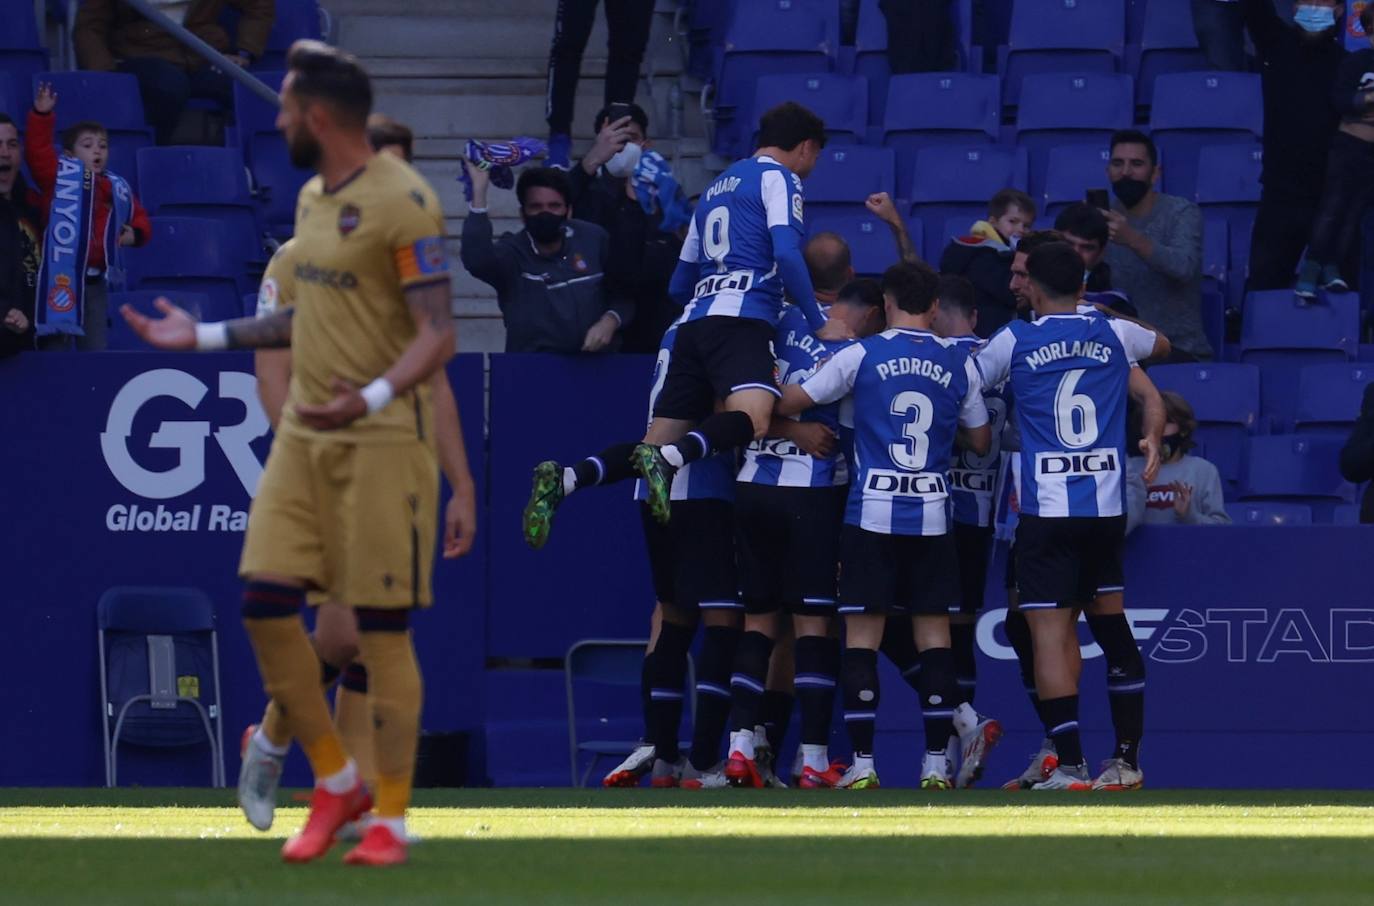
(704, 175), (742, 201)
(1023, 340), (1113, 370)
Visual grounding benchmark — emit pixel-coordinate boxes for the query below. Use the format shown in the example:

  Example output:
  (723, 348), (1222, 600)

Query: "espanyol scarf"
(456, 137), (547, 202)
(632, 149), (692, 234)
(105, 170), (133, 290)
(34, 155), (94, 337)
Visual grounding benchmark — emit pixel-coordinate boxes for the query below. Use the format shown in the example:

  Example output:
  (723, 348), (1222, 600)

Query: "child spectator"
(939, 188), (1036, 338)
(1295, 4), (1374, 300)
(1127, 391), (1231, 528)
(27, 82), (150, 350)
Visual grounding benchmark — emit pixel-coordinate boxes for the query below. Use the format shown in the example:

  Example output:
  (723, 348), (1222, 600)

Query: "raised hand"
(33, 82), (56, 115)
(120, 297), (198, 349)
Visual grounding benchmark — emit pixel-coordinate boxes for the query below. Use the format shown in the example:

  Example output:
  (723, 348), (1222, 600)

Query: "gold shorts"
(240, 430), (438, 608)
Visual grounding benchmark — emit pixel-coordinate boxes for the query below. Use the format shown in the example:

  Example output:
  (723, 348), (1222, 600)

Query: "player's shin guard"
(1041, 695), (1084, 768)
(241, 583), (348, 779)
(950, 621), (977, 707)
(917, 647), (958, 755)
(760, 690), (794, 753)
(336, 664), (376, 788)
(646, 621), (694, 763)
(661, 411), (756, 468)
(690, 625), (741, 771)
(356, 613), (422, 819)
(727, 631), (775, 744)
(261, 660), (340, 750)
(842, 648), (880, 758)
(795, 635), (840, 749)
(879, 618), (922, 693)
(1088, 613), (1145, 769)
(1005, 609), (1049, 732)
(567, 442), (640, 493)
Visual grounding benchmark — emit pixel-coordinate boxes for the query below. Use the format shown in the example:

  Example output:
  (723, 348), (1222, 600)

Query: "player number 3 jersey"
(800, 328), (988, 536)
(974, 313), (1157, 519)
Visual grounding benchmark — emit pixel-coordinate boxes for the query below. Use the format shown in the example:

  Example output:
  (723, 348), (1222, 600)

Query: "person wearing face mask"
(569, 102), (687, 354)
(1126, 391), (1231, 529)
(1242, 0), (1350, 293)
(460, 163), (631, 354)
(939, 188), (1037, 339)
(1100, 130), (1211, 362)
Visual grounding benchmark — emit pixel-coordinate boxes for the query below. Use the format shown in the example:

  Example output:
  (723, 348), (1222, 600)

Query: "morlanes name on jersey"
(876, 356), (954, 386)
(1023, 339), (1114, 370)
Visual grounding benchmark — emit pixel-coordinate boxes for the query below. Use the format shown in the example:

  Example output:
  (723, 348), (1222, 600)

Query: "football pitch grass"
(2, 789), (1372, 905)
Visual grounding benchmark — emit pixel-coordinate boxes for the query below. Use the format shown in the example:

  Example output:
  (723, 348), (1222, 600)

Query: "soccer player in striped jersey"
(777, 261), (992, 790)
(974, 242), (1165, 790)
(723, 235), (886, 789)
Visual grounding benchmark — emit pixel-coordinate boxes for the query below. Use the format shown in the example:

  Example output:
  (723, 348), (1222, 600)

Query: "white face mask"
(605, 142), (642, 178)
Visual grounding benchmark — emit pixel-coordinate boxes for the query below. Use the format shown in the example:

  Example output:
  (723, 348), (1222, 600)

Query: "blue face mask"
(1294, 5), (1337, 32)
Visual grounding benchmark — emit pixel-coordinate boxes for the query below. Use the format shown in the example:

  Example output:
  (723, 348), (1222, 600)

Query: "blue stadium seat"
(231, 72), (308, 240)
(107, 291), (213, 350)
(0, 0), (46, 117)
(136, 146), (264, 269)
(1332, 503), (1362, 525)
(1226, 502), (1313, 526)
(1241, 435), (1354, 521)
(1134, 0), (1208, 106)
(1201, 217), (1229, 299)
(1040, 142), (1112, 220)
(909, 145), (1028, 261)
(804, 146), (896, 217)
(33, 71), (153, 191)
(882, 73), (999, 199)
(254, 0), (323, 71)
(1241, 290), (1359, 430)
(751, 73), (867, 147)
(127, 217), (247, 321)
(1293, 364), (1373, 436)
(1195, 143), (1262, 267)
(688, 0), (731, 81)
(1002, 0), (1126, 106)
(809, 211), (912, 276)
(1149, 363), (1260, 497)
(1016, 72), (1134, 198)
(1126, 0), (1148, 44)
(854, 0), (976, 126)
(1149, 71), (1263, 199)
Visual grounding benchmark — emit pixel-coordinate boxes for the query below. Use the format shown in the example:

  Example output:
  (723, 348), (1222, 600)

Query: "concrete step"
(454, 314), (506, 354)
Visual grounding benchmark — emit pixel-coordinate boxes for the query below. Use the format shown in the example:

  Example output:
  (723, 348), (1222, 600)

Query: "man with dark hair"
(122, 38), (457, 866)
(1100, 130), (1209, 361)
(461, 164), (631, 353)
(0, 112), (39, 354)
(941, 187), (1037, 338)
(367, 114), (413, 162)
(974, 241), (1166, 791)
(1055, 203), (1138, 317)
(775, 259), (991, 791)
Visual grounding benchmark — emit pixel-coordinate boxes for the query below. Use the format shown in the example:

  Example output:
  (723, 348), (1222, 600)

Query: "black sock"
(690, 625), (740, 771)
(570, 442), (639, 490)
(727, 631), (774, 736)
(663, 411), (755, 467)
(760, 690), (794, 753)
(1042, 695), (1084, 768)
(1088, 613), (1145, 769)
(879, 616), (921, 693)
(917, 647), (958, 753)
(645, 621), (694, 763)
(795, 635), (840, 746)
(842, 647), (880, 758)
(1005, 609), (1049, 733)
(950, 621), (977, 707)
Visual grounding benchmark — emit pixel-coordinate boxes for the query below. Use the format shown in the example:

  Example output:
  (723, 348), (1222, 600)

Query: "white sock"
(729, 729), (755, 760)
(318, 759), (358, 794)
(752, 724), (769, 750)
(376, 816), (406, 838)
(851, 754), (875, 775)
(952, 701), (979, 737)
(561, 467), (578, 496)
(252, 727), (289, 758)
(802, 744), (830, 773)
(661, 444), (685, 468)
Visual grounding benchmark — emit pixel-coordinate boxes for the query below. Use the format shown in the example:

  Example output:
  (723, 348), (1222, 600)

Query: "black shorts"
(652, 316), (780, 422)
(639, 499), (740, 612)
(837, 525), (960, 617)
(735, 482), (846, 617)
(953, 521), (994, 616)
(1013, 514), (1126, 610)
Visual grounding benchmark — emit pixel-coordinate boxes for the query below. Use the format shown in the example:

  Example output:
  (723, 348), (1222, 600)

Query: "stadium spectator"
(569, 102), (690, 353)
(880, 0), (958, 73)
(1101, 130), (1211, 361)
(1126, 391), (1231, 528)
(366, 114), (413, 163)
(1193, 0), (1248, 71)
(544, 0), (656, 170)
(1339, 381), (1374, 523)
(1295, 5), (1374, 299)
(27, 83), (151, 351)
(1055, 203), (1139, 318)
(1244, 0), (1351, 292)
(0, 189), (32, 357)
(461, 163), (631, 354)
(74, 0), (275, 145)
(0, 113), (42, 328)
(939, 188), (1035, 338)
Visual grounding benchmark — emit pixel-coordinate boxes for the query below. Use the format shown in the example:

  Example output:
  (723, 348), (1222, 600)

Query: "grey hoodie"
(1126, 454), (1232, 531)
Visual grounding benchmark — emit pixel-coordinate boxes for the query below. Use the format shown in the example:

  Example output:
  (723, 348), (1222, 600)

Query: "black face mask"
(1161, 435), (1183, 460)
(1111, 177), (1151, 210)
(525, 212), (567, 244)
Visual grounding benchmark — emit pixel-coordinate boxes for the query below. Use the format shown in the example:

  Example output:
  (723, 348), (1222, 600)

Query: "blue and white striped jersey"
(635, 321), (735, 502)
(945, 335), (1009, 528)
(974, 313), (1157, 519)
(677, 155), (806, 325)
(738, 304), (848, 488)
(801, 328), (988, 536)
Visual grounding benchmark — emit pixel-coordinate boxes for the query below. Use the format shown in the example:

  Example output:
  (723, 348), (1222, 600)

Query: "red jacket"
(25, 109), (151, 273)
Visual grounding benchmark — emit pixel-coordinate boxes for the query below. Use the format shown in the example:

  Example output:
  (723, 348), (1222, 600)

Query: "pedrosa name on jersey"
(1035, 448), (1119, 476)
(875, 357), (952, 386)
(1023, 340), (1113, 371)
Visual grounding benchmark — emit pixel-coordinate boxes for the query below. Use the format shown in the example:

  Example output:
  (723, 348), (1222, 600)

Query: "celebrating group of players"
(524, 101), (1171, 793)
